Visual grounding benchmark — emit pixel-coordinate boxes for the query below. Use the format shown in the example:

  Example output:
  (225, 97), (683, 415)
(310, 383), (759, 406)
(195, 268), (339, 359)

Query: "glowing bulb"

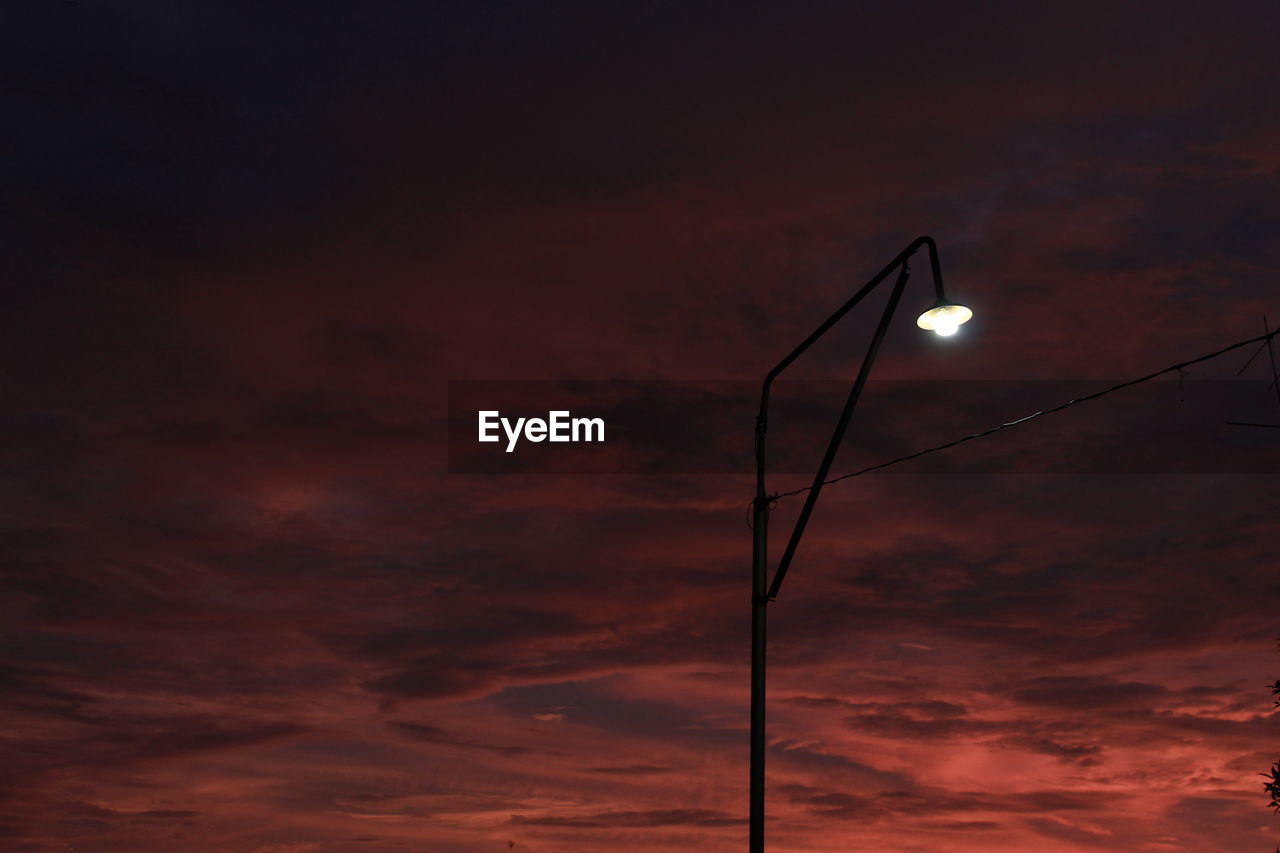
(916, 301), (973, 336)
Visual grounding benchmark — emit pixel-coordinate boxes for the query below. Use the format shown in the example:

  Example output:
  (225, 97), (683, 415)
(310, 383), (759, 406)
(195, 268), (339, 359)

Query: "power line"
(770, 328), (1280, 502)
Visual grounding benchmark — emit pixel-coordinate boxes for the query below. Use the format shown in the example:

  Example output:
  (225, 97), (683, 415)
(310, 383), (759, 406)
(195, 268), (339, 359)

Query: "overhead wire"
(767, 327), (1280, 503)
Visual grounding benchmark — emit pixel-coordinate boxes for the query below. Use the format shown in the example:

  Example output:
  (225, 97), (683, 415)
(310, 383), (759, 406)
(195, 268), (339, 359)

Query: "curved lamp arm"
(753, 235), (952, 602)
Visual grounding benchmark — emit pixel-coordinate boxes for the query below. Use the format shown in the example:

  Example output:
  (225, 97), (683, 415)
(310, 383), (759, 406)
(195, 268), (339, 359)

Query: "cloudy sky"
(4, 2), (1280, 851)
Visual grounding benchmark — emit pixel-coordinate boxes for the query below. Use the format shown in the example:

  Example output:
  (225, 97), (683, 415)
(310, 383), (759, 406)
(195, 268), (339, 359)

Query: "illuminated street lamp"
(917, 298), (974, 337)
(749, 235), (971, 852)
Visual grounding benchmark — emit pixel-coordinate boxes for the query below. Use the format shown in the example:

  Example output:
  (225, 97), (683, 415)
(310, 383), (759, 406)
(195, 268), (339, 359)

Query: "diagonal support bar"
(765, 263), (911, 601)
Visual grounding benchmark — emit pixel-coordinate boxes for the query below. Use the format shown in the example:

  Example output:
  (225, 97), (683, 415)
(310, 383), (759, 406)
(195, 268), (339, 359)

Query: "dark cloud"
(510, 808), (745, 828)
(1010, 676), (1170, 709)
(588, 764), (677, 775)
(386, 720), (535, 756)
(780, 781), (1119, 822)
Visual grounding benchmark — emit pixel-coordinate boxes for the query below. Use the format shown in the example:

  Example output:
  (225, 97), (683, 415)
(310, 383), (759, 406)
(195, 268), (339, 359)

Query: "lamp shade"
(916, 300), (973, 337)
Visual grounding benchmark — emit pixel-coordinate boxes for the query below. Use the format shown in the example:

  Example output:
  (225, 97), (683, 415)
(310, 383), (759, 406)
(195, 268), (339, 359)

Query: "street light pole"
(749, 235), (971, 853)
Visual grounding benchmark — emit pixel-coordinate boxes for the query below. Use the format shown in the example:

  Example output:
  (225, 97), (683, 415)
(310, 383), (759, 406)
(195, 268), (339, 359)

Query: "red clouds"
(4, 2), (1280, 851)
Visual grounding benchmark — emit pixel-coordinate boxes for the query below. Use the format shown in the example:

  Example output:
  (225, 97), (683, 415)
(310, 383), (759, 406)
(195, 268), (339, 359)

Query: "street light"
(917, 298), (974, 337)
(749, 235), (970, 852)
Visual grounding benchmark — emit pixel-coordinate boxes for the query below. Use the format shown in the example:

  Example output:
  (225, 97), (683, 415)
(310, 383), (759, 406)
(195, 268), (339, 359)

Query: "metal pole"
(749, 490), (767, 853)
(748, 237), (947, 852)
(748, 267), (909, 853)
(747, 236), (947, 845)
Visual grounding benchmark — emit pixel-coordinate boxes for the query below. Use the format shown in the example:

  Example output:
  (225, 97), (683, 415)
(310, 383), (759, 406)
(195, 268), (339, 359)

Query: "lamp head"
(916, 298), (973, 337)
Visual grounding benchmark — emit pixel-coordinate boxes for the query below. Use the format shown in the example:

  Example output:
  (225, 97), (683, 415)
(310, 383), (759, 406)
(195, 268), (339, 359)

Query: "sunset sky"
(5, 2), (1280, 851)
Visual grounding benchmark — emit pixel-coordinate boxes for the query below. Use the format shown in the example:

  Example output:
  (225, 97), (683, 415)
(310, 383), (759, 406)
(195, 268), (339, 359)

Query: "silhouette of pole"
(750, 236), (964, 853)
